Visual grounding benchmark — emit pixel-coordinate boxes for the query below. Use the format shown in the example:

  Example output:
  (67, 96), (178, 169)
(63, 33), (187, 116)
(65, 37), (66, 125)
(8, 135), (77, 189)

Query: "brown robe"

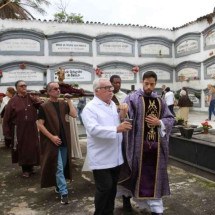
(3, 94), (39, 165)
(39, 101), (72, 188)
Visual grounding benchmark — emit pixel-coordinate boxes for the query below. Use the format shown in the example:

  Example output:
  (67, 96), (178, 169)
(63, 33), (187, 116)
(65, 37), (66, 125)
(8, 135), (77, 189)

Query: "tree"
(54, 12), (84, 23)
(53, 0), (84, 23)
(0, 0), (50, 19)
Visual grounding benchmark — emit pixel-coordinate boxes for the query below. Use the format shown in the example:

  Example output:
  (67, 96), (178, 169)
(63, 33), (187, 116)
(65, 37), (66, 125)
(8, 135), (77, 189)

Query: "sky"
(34, 0), (215, 29)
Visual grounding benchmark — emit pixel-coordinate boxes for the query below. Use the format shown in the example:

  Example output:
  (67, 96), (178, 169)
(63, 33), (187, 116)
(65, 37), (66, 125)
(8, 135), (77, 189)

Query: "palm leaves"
(0, 0), (50, 19)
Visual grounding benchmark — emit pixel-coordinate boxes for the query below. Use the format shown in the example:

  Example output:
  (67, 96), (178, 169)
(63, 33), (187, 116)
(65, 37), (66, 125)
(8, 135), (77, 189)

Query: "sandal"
(22, 172), (30, 178)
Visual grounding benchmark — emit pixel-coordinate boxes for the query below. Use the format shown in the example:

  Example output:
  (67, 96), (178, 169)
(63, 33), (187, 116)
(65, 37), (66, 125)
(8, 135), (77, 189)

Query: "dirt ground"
(0, 138), (215, 215)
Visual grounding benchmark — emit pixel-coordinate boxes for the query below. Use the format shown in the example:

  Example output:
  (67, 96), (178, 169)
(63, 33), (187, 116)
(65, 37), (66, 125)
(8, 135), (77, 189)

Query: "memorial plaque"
(205, 31), (215, 47)
(176, 40), (198, 55)
(141, 44), (170, 55)
(1, 69), (43, 83)
(54, 68), (92, 82)
(0, 39), (40, 52)
(206, 64), (215, 77)
(99, 41), (132, 54)
(178, 68), (199, 79)
(152, 69), (170, 80)
(101, 68), (135, 81)
(52, 41), (90, 53)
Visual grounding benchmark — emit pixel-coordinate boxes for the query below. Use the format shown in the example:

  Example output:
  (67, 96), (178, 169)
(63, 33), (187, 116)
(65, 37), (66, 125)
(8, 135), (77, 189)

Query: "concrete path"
(0, 111), (215, 215)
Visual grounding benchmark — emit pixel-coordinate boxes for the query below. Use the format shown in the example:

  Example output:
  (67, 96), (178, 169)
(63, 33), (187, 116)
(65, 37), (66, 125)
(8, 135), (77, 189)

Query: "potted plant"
(201, 121), (212, 134)
(178, 124), (194, 139)
(176, 116), (184, 125)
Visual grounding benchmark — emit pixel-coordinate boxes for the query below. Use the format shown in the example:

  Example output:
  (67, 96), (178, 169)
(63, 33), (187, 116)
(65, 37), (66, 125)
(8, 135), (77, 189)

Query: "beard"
(144, 90), (152, 96)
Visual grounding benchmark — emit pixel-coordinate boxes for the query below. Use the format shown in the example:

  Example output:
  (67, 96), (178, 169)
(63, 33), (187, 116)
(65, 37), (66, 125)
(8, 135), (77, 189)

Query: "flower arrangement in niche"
(19, 63), (26, 70)
(209, 51), (214, 56)
(201, 121), (212, 134)
(184, 77), (190, 82)
(132, 66), (139, 74)
(95, 67), (103, 77)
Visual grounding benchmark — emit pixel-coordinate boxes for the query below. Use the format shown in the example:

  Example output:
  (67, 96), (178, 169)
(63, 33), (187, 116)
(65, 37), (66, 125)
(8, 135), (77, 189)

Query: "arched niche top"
(96, 34), (135, 42)
(176, 87), (201, 94)
(203, 87), (210, 94)
(50, 61), (93, 70)
(0, 28), (45, 40)
(137, 36), (173, 44)
(0, 61), (47, 86)
(175, 32), (201, 44)
(174, 32), (201, 58)
(175, 61), (201, 71)
(137, 37), (172, 58)
(203, 55), (215, 65)
(98, 61), (134, 70)
(139, 63), (173, 72)
(0, 61), (47, 71)
(0, 29), (45, 56)
(139, 63), (173, 83)
(202, 23), (215, 35)
(47, 32), (94, 41)
(97, 61), (136, 83)
(49, 61), (94, 84)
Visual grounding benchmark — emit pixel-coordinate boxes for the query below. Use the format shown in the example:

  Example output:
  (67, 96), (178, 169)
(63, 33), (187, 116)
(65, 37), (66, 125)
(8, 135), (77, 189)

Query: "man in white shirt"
(81, 78), (132, 215)
(110, 75), (127, 105)
(164, 87), (175, 116)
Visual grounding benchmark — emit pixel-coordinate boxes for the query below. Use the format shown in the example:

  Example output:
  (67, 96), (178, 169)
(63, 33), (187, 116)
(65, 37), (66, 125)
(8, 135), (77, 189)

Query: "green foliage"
(54, 12), (84, 23)
(176, 116), (184, 122)
(174, 92), (180, 100)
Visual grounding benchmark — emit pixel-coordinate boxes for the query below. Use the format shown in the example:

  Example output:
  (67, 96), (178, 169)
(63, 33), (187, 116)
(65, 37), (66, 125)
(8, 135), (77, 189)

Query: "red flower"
(0, 70), (2, 78)
(201, 121), (212, 129)
(19, 63), (26, 70)
(132, 66), (139, 74)
(95, 67), (103, 77)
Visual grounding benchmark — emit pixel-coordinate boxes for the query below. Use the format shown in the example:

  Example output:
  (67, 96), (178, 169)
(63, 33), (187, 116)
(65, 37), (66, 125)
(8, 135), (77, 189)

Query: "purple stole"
(137, 96), (161, 198)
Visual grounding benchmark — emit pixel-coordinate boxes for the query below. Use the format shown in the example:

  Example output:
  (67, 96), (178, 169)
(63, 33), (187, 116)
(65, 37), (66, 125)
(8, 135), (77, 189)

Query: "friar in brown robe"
(3, 80), (42, 178)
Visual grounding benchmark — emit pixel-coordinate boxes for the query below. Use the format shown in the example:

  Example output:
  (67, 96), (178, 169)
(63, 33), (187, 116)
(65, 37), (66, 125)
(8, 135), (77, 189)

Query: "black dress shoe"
(122, 195), (133, 212)
(151, 212), (163, 215)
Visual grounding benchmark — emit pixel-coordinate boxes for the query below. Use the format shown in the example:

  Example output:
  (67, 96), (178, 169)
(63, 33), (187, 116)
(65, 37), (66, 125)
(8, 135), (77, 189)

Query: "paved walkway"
(0, 111), (215, 215)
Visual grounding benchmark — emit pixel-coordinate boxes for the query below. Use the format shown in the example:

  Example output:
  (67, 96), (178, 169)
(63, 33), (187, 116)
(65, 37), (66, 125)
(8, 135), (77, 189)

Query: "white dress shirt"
(81, 96), (123, 170)
(164, 91), (174, 106)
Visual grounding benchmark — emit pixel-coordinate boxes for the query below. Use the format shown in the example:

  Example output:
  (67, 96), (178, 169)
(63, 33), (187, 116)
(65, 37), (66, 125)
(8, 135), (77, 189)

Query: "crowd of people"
(1, 71), (213, 214)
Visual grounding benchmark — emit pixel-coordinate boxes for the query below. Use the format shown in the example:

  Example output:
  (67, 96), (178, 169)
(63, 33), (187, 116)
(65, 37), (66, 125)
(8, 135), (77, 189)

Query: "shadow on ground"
(0, 141), (215, 215)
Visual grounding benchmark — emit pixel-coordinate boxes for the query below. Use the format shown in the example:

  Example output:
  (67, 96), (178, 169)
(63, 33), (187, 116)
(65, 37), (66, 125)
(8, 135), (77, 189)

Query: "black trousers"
(93, 165), (121, 215)
(168, 104), (175, 116)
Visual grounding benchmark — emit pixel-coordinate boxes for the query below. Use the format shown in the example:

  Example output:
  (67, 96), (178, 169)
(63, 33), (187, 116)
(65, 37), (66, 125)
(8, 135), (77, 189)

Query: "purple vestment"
(119, 89), (175, 199)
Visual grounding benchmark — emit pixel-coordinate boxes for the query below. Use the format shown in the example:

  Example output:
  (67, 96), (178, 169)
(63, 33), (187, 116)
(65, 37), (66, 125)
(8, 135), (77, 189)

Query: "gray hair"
(93, 78), (109, 92)
(180, 90), (186, 96)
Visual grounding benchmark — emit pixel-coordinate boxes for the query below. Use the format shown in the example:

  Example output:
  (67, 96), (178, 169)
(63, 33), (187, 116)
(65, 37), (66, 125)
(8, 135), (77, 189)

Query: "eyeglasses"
(18, 84), (27, 88)
(98, 86), (114, 91)
(51, 87), (60, 91)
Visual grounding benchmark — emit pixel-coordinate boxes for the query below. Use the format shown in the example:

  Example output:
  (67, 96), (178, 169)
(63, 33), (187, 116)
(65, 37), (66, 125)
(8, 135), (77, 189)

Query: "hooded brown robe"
(39, 100), (72, 188)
